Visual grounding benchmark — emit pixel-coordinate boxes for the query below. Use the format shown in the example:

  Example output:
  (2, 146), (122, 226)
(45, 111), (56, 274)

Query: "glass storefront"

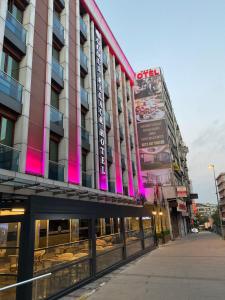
(32, 219), (91, 300)
(142, 217), (154, 248)
(0, 222), (21, 300)
(96, 218), (123, 273)
(125, 217), (143, 257)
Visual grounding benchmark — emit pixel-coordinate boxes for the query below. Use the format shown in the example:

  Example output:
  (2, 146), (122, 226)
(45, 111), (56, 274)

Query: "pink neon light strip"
(82, 0), (135, 83)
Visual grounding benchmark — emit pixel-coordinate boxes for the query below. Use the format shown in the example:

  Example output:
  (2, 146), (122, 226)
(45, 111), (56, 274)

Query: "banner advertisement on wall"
(134, 68), (172, 203)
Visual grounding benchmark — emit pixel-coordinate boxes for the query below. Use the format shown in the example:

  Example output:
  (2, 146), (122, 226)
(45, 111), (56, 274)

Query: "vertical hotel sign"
(95, 29), (107, 190)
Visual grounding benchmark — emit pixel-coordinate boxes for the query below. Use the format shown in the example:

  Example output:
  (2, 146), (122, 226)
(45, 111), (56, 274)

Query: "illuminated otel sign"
(136, 68), (160, 79)
(95, 29), (106, 176)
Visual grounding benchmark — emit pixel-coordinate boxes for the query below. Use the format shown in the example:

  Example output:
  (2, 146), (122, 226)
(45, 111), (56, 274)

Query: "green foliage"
(211, 209), (220, 227)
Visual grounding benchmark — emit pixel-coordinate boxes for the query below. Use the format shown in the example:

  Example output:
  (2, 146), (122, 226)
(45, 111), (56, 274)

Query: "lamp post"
(152, 210), (158, 246)
(208, 164), (224, 238)
(159, 210), (165, 244)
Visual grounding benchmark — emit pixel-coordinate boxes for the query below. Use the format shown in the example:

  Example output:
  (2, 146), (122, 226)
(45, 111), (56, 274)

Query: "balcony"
(48, 160), (64, 181)
(5, 12), (27, 56)
(80, 17), (87, 43)
(0, 70), (23, 114)
(121, 154), (126, 170)
(105, 111), (111, 129)
(80, 87), (89, 110)
(116, 71), (120, 86)
(119, 125), (124, 141)
(108, 181), (115, 193)
(55, 0), (65, 11)
(132, 161), (136, 176)
(82, 171), (92, 188)
(107, 145), (113, 163)
(118, 97), (122, 113)
(80, 49), (88, 75)
(103, 52), (108, 70)
(128, 109), (132, 124)
(81, 127), (90, 152)
(130, 136), (134, 149)
(0, 143), (20, 172)
(53, 14), (65, 47)
(52, 57), (64, 89)
(104, 81), (109, 99)
(50, 106), (64, 136)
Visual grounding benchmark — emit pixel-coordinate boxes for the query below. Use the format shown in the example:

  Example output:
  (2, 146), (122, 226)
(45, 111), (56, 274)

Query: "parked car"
(191, 228), (199, 233)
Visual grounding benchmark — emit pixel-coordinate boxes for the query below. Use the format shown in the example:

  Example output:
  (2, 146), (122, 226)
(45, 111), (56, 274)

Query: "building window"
(51, 88), (59, 109)
(52, 47), (60, 62)
(81, 112), (86, 129)
(82, 152), (87, 173)
(49, 139), (59, 162)
(0, 116), (14, 146)
(8, 0), (23, 23)
(1, 51), (19, 80)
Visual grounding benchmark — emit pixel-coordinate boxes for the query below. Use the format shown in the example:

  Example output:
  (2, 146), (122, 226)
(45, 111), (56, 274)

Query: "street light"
(208, 164), (223, 237)
(159, 210), (165, 244)
(152, 210), (158, 245)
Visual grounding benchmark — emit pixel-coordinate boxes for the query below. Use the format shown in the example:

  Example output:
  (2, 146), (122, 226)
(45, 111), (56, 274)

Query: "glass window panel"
(52, 47), (60, 61)
(51, 89), (59, 109)
(81, 112), (86, 128)
(1, 51), (6, 72)
(49, 140), (58, 162)
(0, 117), (14, 146)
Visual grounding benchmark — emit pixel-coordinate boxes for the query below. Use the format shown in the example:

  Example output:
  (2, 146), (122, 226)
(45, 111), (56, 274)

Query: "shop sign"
(136, 68), (160, 79)
(177, 186), (187, 197)
(177, 199), (187, 212)
(95, 29), (106, 179)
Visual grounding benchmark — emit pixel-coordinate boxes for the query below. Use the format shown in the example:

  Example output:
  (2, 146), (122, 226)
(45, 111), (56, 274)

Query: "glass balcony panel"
(103, 52), (108, 67)
(53, 14), (64, 42)
(80, 87), (89, 108)
(0, 70), (23, 102)
(5, 11), (26, 44)
(118, 97), (122, 112)
(50, 106), (63, 127)
(48, 160), (64, 181)
(81, 127), (89, 144)
(105, 111), (111, 127)
(82, 171), (92, 188)
(0, 143), (20, 171)
(80, 17), (87, 39)
(52, 57), (64, 81)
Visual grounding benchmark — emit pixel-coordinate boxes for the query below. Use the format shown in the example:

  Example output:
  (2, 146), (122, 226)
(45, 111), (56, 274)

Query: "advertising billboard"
(134, 68), (172, 203)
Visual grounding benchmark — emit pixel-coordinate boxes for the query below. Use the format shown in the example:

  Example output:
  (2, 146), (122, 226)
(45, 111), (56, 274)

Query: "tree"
(211, 209), (220, 227)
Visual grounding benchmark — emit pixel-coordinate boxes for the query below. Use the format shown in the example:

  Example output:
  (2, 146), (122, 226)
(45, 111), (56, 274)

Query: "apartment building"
(134, 68), (192, 239)
(216, 173), (225, 232)
(0, 1), (155, 299)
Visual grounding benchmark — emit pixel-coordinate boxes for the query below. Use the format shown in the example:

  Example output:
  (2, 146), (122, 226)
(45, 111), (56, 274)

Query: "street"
(63, 232), (225, 300)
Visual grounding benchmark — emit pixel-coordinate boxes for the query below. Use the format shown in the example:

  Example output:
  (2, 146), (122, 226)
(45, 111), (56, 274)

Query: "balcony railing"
(0, 143), (20, 172)
(53, 14), (64, 45)
(107, 145), (113, 162)
(80, 87), (89, 110)
(118, 97), (122, 113)
(104, 80), (109, 98)
(80, 17), (87, 41)
(80, 49), (88, 74)
(48, 160), (64, 181)
(103, 52), (108, 69)
(52, 57), (64, 86)
(105, 111), (111, 129)
(108, 181), (115, 193)
(0, 70), (23, 103)
(119, 125), (124, 140)
(82, 171), (92, 188)
(5, 11), (27, 49)
(50, 105), (63, 127)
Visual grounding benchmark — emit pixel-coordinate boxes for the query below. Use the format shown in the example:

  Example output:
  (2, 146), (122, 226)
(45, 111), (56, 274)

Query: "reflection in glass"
(125, 217), (143, 257)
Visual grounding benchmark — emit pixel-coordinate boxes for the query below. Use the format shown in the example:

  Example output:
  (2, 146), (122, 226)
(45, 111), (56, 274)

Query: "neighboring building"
(216, 173), (225, 232)
(195, 202), (217, 218)
(134, 68), (192, 239)
(0, 1), (154, 299)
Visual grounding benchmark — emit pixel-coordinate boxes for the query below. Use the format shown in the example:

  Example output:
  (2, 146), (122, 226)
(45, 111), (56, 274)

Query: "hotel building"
(216, 173), (225, 237)
(134, 68), (192, 239)
(0, 0), (155, 299)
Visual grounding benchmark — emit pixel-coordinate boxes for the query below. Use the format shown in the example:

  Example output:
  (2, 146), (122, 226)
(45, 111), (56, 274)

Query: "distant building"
(216, 173), (225, 230)
(195, 203), (217, 218)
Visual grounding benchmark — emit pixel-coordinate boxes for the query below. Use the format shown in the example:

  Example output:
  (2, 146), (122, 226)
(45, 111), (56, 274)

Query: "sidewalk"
(62, 232), (225, 300)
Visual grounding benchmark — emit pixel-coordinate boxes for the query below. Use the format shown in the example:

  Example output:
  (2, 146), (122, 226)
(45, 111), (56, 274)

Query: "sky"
(96, 0), (225, 204)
